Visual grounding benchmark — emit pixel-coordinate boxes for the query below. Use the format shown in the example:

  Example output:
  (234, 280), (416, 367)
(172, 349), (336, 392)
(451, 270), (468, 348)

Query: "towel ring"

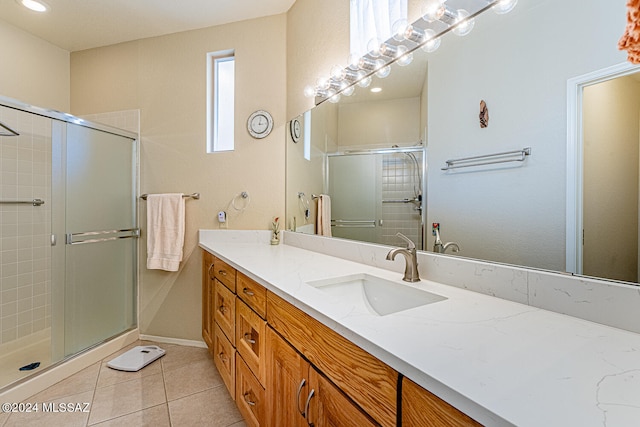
(231, 191), (250, 211)
(298, 192), (311, 220)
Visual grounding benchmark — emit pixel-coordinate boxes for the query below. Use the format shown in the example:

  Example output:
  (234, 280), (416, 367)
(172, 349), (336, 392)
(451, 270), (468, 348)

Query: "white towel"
(316, 194), (332, 237)
(146, 193), (185, 272)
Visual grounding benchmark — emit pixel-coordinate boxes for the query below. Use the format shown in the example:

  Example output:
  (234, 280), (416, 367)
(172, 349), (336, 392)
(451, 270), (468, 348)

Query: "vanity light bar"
(305, 0), (514, 104)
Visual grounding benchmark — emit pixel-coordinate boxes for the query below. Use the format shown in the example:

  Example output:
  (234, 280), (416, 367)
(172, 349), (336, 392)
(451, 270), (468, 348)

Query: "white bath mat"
(107, 345), (165, 372)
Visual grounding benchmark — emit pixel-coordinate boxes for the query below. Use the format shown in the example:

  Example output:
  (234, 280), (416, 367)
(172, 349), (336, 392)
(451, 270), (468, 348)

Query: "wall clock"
(247, 110), (274, 139)
(290, 117), (301, 143)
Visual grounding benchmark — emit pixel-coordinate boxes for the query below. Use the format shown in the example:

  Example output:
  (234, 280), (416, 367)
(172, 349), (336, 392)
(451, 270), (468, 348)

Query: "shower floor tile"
(1, 341), (246, 427)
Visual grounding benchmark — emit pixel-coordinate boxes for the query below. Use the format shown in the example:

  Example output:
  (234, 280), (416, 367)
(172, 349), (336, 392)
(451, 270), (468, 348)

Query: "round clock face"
(247, 110), (273, 139)
(290, 118), (301, 143)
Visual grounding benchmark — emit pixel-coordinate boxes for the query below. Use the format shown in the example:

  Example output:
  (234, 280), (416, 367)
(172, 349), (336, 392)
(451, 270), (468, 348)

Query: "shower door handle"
(66, 228), (140, 245)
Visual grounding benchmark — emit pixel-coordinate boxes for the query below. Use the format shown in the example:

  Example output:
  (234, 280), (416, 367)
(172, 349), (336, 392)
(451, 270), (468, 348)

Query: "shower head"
(0, 121), (19, 137)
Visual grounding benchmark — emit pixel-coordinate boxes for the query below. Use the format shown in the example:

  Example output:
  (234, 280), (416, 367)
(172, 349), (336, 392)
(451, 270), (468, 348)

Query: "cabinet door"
(236, 353), (266, 427)
(202, 250), (215, 350)
(307, 367), (378, 427)
(266, 327), (309, 427)
(402, 377), (481, 427)
(214, 279), (236, 345)
(213, 324), (236, 398)
(236, 298), (267, 386)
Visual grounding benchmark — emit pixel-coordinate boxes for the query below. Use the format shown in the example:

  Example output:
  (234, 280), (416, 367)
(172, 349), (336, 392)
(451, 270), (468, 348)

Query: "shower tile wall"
(381, 153), (423, 248)
(0, 107), (52, 346)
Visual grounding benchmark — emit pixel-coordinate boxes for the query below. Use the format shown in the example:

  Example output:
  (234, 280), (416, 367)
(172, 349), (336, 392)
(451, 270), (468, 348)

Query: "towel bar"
(140, 193), (200, 200)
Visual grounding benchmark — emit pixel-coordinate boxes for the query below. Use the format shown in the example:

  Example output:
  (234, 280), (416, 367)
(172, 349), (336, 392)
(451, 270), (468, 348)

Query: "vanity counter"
(199, 230), (640, 426)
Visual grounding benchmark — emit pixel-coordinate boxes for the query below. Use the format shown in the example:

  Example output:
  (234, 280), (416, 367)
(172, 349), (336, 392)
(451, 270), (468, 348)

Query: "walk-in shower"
(327, 145), (426, 249)
(0, 97), (138, 391)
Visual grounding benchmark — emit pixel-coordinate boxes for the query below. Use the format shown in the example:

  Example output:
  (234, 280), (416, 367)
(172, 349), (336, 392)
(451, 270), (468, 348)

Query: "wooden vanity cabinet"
(266, 291), (397, 427)
(402, 377), (482, 427)
(266, 327), (377, 427)
(203, 249), (480, 427)
(202, 251), (216, 349)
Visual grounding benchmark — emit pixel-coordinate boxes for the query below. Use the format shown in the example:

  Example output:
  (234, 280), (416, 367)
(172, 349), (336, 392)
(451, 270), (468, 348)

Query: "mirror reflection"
(286, 0), (640, 285)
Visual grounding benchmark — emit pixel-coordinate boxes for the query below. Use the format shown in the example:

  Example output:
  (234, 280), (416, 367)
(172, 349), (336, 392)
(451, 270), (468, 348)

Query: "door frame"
(566, 61), (640, 274)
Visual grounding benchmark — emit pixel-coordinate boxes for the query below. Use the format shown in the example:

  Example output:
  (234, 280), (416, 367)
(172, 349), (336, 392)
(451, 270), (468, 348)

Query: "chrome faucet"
(386, 233), (420, 282)
(433, 228), (460, 254)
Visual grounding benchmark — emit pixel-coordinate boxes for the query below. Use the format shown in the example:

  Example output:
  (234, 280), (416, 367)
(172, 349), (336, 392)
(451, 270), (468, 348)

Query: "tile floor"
(0, 341), (246, 427)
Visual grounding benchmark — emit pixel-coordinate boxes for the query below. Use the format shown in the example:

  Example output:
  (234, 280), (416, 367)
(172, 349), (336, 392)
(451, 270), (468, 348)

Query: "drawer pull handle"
(304, 389), (315, 427)
(207, 263), (215, 279)
(218, 352), (227, 363)
(243, 333), (256, 344)
(296, 378), (307, 416)
(218, 270), (227, 276)
(218, 305), (228, 314)
(243, 392), (256, 406)
(242, 288), (255, 297)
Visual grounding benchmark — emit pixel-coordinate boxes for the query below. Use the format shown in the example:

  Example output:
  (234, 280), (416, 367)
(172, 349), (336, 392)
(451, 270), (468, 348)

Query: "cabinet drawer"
(236, 353), (266, 427)
(237, 272), (267, 319)
(214, 258), (237, 292)
(267, 291), (397, 427)
(213, 324), (236, 399)
(403, 377), (481, 427)
(214, 279), (236, 345)
(236, 298), (267, 386)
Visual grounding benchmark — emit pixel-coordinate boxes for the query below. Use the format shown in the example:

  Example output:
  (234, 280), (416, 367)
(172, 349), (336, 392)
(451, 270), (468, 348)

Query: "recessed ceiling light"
(17, 0), (49, 12)
(371, 87), (382, 93)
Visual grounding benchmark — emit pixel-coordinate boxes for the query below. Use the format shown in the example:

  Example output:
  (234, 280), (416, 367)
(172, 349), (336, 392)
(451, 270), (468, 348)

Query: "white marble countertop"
(199, 230), (640, 427)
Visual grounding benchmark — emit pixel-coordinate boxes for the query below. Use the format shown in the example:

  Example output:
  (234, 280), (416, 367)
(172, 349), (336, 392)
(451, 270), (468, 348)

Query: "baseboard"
(0, 329), (139, 403)
(139, 334), (207, 349)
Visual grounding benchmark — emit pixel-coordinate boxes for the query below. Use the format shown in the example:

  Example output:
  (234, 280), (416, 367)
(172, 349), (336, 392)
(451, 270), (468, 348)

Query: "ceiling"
(0, 0), (296, 52)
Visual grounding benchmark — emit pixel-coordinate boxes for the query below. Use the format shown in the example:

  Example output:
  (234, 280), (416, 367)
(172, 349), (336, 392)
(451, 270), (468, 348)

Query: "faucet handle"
(395, 232), (416, 250)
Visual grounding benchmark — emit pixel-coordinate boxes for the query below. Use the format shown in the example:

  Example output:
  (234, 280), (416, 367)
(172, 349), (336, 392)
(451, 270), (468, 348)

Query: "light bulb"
(303, 85), (316, 98)
(342, 84), (355, 96)
(330, 65), (345, 81)
(316, 77), (330, 90)
(422, 0), (445, 22)
(376, 65), (391, 79)
(328, 91), (341, 103)
(347, 53), (361, 70)
(421, 30), (442, 53)
(493, 0), (517, 14)
(452, 9), (475, 36)
(391, 19), (409, 41)
(357, 72), (372, 88)
(395, 45), (413, 67)
(367, 38), (382, 57)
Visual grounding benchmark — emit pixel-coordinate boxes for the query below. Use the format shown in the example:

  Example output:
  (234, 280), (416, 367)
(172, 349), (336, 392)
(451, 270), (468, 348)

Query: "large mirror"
(286, 0), (640, 285)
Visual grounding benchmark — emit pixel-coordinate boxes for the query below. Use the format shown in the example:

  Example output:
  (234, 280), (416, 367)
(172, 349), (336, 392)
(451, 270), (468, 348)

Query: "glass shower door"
(63, 123), (137, 356)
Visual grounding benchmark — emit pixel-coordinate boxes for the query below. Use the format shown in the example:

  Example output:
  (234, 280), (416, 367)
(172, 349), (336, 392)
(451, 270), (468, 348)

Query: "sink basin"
(307, 273), (446, 316)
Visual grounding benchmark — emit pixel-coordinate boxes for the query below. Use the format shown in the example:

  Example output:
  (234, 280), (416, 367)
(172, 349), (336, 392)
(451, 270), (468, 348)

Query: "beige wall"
(0, 20), (70, 111)
(337, 97), (421, 148)
(286, 0), (350, 120)
(583, 75), (640, 282)
(70, 15), (287, 341)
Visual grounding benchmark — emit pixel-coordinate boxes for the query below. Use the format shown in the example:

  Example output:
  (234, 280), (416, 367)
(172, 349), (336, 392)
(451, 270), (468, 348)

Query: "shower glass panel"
(328, 147), (424, 249)
(63, 123), (137, 356)
(0, 97), (138, 392)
